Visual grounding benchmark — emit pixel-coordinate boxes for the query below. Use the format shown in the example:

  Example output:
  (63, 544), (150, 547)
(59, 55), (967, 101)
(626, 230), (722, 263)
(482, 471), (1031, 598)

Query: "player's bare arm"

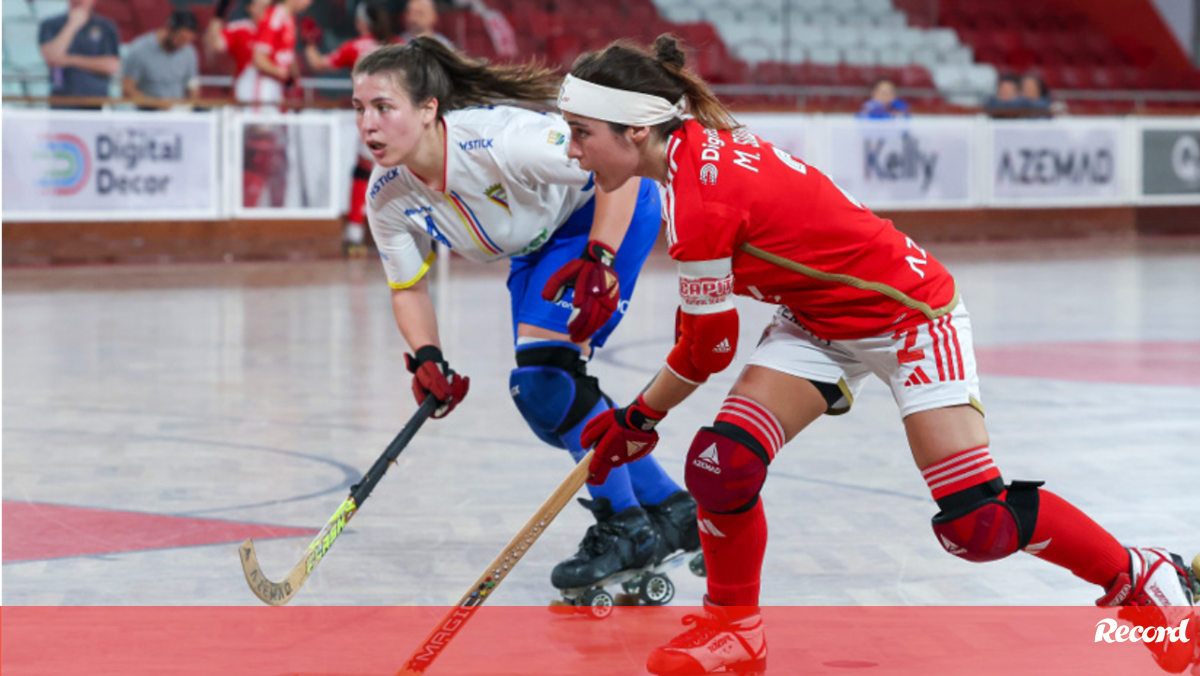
(390, 277), (440, 351)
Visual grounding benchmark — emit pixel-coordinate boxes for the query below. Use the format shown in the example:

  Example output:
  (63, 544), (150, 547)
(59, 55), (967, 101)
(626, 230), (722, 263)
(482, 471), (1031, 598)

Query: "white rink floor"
(3, 236), (1199, 607)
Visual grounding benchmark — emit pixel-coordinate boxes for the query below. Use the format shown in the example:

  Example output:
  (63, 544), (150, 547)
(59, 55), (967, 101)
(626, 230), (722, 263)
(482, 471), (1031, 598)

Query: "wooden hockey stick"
(239, 397), (439, 605)
(395, 450), (594, 675)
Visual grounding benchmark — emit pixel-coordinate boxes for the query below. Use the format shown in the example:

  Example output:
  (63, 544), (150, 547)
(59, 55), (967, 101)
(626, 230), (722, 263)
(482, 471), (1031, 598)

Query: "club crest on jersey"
(547, 131), (566, 146)
(484, 183), (511, 215)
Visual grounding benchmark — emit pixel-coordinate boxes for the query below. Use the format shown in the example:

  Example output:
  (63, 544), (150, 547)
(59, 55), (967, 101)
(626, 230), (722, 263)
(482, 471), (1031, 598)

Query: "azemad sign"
(991, 120), (1122, 203)
(827, 117), (972, 207)
(2, 110), (217, 220)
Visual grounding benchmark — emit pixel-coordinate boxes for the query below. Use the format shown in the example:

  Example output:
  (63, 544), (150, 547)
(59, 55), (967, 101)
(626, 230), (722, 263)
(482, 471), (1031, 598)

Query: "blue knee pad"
(510, 341), (609, 450)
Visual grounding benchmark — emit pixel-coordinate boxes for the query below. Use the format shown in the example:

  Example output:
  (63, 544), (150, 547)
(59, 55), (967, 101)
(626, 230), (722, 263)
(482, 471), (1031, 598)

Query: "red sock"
(925, 448), (1129, 589)
(699, 500), (768, 608)
(1024, 489), (1128, 588)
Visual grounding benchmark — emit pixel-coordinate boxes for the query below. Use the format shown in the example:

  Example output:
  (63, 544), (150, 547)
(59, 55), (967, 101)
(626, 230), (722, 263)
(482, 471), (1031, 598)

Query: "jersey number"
(905, 237), (927, 279)
(893, 326), (925, 364)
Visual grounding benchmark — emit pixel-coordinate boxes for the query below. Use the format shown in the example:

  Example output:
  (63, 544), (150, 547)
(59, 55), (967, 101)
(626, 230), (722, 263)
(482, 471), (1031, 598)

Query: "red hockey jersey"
(662, 119), (958, 341)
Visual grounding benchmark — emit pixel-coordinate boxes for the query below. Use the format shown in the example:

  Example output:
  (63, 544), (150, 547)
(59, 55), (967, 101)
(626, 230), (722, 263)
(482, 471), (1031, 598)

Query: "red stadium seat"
(1057, 66), (1089, 90)
(895, 64), (933, 88)
(1021, 31), (1061, 66)
(1089, 67), (1119, 90)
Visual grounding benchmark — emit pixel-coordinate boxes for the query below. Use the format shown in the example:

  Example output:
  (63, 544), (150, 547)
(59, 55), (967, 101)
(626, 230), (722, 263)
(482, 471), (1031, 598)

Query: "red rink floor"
(0, 606), (1183, 676)
(977, 341), (1200, 387)
(2, 500), (318, 562)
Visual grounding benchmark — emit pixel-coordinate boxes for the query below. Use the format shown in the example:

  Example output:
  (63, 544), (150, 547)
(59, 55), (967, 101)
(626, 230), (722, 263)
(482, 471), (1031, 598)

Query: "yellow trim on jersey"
(388, 251), (437, 290)
(740, 243), (960, 321)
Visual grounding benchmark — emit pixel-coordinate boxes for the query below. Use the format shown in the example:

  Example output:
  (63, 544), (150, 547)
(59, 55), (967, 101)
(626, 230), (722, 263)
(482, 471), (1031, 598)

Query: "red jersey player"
(234, 0), (310, 111)
(205, 0), (269, 81)
(302, 2), (398, 255)
(205, 0), (287, 208)
(556, 36), (1199, 676)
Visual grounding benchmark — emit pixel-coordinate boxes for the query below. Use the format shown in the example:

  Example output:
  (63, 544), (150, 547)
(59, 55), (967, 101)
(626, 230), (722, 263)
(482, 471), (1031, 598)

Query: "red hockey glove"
(580, 395), (666, 486)
(405, 345), (469, 418)
(541, 240), (619, 344)
(299, 16), (323, 46)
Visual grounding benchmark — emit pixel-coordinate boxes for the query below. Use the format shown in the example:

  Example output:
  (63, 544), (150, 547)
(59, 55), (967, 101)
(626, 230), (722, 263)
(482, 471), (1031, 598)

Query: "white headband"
(558, 74), (686, 126)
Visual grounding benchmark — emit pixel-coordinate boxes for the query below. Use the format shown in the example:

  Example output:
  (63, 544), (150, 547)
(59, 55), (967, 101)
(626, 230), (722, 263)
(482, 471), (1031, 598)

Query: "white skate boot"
(646, 598), (766, 676)
(1096, 548), (1199, 674)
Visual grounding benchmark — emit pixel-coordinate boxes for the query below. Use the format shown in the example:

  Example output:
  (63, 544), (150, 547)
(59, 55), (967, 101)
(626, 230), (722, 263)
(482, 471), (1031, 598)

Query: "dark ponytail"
(569, 34), (739, 137)
(353, 38), (560, 118)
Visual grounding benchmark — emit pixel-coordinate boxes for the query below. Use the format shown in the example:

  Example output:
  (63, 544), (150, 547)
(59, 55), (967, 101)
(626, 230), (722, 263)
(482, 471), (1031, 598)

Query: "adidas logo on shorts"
(713, 338), (732, 354)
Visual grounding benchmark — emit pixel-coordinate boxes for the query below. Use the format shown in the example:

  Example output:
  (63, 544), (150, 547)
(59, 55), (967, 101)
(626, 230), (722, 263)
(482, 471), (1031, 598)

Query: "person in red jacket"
(205, 0), (269, 81)
(557, 35), (1200, 676)
(302, 2), (396, 255)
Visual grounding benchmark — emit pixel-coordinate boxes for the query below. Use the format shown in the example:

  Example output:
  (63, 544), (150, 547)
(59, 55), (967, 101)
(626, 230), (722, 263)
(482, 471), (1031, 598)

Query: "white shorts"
(235, 67), (283, 112)
(746, 303), (983, 419)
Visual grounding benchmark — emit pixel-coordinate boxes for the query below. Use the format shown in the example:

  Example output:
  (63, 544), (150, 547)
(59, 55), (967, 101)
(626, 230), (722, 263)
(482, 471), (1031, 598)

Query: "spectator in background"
(303, 2), (395, 73)
(122, 10), (201, 104)
(400, 0), (454, 48)
(984, 73), (1027, 118)
(206, 0), (271, 82)
(38, 0), (120, 108)
(1019, 72), (1053, 118)
(856, 76), (910, 119)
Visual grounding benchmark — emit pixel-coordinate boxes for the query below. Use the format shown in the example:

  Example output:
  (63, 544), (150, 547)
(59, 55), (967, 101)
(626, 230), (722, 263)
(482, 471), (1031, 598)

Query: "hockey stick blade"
(239, 397), (438, 605)
(395, 450), (594, 675)
(239, 496), (357, 605)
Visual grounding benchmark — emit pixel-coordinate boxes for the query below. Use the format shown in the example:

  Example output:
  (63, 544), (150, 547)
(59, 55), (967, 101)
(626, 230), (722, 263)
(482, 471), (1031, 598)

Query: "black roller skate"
(550, 494), (706, 619)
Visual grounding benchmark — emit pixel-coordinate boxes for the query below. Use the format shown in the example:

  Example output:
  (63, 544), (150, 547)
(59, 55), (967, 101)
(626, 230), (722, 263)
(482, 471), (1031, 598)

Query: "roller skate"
(550, 495), (705, 619)
(630, 489), (707, 597)
(647, 597), (767, 676)
(1096, 548), (1200, 674)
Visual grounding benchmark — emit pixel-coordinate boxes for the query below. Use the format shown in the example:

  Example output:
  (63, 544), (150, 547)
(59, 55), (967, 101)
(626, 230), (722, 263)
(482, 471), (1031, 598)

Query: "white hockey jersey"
(366, 105), (595, 289)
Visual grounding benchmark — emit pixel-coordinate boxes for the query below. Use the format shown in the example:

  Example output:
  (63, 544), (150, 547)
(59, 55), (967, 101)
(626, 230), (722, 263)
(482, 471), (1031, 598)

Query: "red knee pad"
(685, 427), (769, 515)
(930, 481), (1042, 563)
(931, 500), (1021, 562)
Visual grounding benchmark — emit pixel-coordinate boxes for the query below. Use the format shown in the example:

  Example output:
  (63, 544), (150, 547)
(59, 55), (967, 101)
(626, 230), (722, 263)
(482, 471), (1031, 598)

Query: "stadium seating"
(4, 0), (1197, 113)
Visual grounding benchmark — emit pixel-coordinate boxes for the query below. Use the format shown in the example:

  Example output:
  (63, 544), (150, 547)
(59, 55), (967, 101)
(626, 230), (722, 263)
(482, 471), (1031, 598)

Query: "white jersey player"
(353, 39), (702, 595)
(367, 105), (593, 285)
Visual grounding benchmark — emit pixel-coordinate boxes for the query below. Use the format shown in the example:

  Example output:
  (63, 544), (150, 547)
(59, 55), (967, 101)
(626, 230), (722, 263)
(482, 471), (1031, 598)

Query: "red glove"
(541, 240), (619, 344)
(580, 395), (666, 486)
(405, 345), (469, 419)
(299, 16), (323, 46)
